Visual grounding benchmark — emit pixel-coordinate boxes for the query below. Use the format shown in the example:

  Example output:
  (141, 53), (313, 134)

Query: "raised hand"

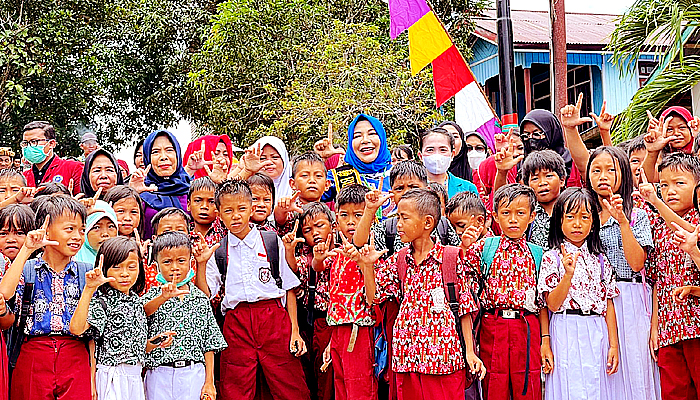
(84, 256), (115, 290)
(637, 169), (658, 205)
(24, 216), (59, 251)
(357, 234), (388, 267)
(364, 179), (392, 212)
(242, 143), (274, 175)
(129, 164), (158, 194)
(561, 244), (580, 277)
(494, 141), (522, 172)
(282, 219), (305, 254)
(602, 189), (628, 225)
(204, 151), (230, 184)
(192, 232), (221, 264)
(79, 187), (103, 215)
(690, 116), (700, 138)
(645, 113), (678, 152)
(560, 93), (593, 129)
(8, 186), (44, 204)
(670, 222), (700, 256)
(590, 101), (613, 132)
(460, 223), (481, 251)
(277, 191), (304, 215)
(313, 234), (338, 263)
(186, 141), (214, 174)
(160, 281), (190, 300)
(314, 123), (345, 160)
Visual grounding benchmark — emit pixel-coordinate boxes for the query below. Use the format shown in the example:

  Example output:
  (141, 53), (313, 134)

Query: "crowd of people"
(0, 96), (698, 400)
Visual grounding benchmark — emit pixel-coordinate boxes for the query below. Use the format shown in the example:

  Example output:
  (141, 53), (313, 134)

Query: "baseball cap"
(81, 132), (98, 143)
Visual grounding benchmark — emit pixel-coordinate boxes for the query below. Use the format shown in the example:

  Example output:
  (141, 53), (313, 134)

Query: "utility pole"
(497, 0), (518, 132)
(549, 0), (567, 115)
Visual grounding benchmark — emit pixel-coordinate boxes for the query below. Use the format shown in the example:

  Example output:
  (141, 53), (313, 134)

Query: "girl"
(253, 136), (293, 206)
(75, 200), (119, 265)
(69, 237), (173, 400)
(0, 204), (35, 265)
(80, 149), (124, 199)
(418, 127), (477, 198)
(585, 146), (661, 400)
(539, 188), (619, 399)
(104, 185), (144, 238)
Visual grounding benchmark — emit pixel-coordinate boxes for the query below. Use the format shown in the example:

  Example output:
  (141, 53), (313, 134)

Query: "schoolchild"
(248, 172), (276, 231)
(275, 153), (329, 230)
(188, 177), (226, 246)
(445, 191), (491, 252)
(104, 185), (144, 238)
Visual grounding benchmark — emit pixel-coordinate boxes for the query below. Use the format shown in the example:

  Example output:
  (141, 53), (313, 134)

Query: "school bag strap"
(214, 231), (282, 290)
(385, 217), (398, 257)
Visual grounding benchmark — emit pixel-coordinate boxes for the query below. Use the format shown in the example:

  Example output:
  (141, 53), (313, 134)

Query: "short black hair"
(0, 204), (35, 234)
(96, 236), (145, 295)
(0, 169), (26, 185)
(299, 202), (335, 235)
(188, 176), (217, 199)
(35, 182), (70, 197)
(215, 179), (252, 208)
(389, 161), (428, 187)
(152, 231), (192, 260)
(151, 207), (191, 235)
(658, 152), (700, 183)
(625, 135), (647, 157)
(427, 182), (448, 209)
(391, 145), (414, 161)
(521, 150), (567, 184)
(103, 185), (144, 236)
(493, 183), (536, 213)
(446, 191), (487, 218)
(23, 121), (56, 140)
(399, 188), (441, 230)
(337, 184), (370, 208)
(247, 173), (275, 204)
(420, 127), (455, 151)
(548, 187), (604, 254)
(31, 194), (87, 227)
(291, 152), (326, 178)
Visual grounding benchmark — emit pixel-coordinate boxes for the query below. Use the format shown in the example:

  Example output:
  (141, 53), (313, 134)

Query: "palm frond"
(612, 55), (700, 143)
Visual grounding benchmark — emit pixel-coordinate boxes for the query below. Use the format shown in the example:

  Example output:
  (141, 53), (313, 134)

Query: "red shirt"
(327, 253), (374, 326)
(24, 155), (83, 195)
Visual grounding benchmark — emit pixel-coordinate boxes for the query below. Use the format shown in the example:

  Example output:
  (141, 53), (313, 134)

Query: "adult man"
(21, 121), (83, 194)
(0, 148), (14, 170)
(78, 132), (99, 161)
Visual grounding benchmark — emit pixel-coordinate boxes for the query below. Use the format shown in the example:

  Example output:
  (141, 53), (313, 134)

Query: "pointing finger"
(601, 100), (606, 116)
(98, 254), (104, 271)
(292, 219), (299, 236)
(41, 215), (50, 231)
(576, 92), (583, 111)
(93, 187), (103, 200)
(378, 177), (383, 192)
(328, 122), (333, 142)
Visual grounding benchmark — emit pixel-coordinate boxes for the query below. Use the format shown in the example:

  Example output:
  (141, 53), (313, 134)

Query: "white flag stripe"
(454, 82), (495, 132)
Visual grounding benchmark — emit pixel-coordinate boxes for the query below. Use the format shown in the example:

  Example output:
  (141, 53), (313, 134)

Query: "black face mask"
(525, 137), (548, 154)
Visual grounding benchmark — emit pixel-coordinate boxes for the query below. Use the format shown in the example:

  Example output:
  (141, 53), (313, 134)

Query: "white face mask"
(467, 150), (487, 170)
(423, 154), (452, 175)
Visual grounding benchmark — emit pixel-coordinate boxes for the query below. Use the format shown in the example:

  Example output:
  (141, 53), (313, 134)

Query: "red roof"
(474, 9), (620, 46)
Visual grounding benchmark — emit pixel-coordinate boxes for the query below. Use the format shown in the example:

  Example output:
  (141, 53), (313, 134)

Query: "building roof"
(473, 9), (620, 48)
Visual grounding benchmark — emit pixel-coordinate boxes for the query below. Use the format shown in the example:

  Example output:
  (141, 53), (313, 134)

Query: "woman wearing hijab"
(183, 134), (234, 179)
(322, 114), (392, 217)
(80, 149), (124, 198)
(252, 136), (293, 206)
(138, 130), (191, 238)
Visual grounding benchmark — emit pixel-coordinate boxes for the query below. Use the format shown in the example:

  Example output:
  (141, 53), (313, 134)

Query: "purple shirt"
(142, 194), (188, 239)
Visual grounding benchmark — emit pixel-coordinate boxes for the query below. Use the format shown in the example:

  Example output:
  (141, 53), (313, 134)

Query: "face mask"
(156, 269), (195, 288)
(467, 150), (487, 170)
(423, 154), (452, 175)
(23, 145), (48, 164)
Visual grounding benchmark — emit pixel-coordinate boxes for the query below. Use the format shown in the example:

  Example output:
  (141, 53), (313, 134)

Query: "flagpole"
(497, 0), (518, 130)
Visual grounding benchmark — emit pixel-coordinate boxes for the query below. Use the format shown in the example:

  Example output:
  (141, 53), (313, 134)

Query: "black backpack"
(384, 216), (451, 256)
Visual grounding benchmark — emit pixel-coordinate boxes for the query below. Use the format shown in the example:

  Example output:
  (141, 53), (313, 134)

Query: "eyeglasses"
(465, 145), (486, 153)
(521, 130), (546, 140)
(20, 139), (47, 148)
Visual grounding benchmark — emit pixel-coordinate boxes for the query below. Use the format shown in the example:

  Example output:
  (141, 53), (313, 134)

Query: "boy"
(206, 179), (310, 400)
(144, 207), (192, 291)
(521, 150), (567, 249)
(354, 161), (460, 257)
(275, 153), (330, 230)
(0, 194), (92, 400)
(143, 231), (227, 400)
(446, 191), (491, 251)
(248, 172), (276, 231)
(325, 184), (378, 400)
(188, 177), (226, 246)
(462, 183), (551, 400)
(364, 188), (484, 400)
(642, 153), (700, 399)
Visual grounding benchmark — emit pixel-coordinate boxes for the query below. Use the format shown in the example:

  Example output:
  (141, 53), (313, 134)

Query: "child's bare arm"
(650, 287), (659, 362)
(0, 293), (14, 330)
(604, 299), (619, 374)
(192, 232), (221, 298)
(354, 186), (391, 247)
(603, 193), (646, 271)
(539, 309), (553, 374)
(460, 314), (486, 380)
(89, 340), (97, 400)
(201, 351), (216, 400)
(286, 290), (307, 357)
(71, 258), (115, 336)
(560, 93), (594, 179)
(144, 284), (189, 316)
(672, 285), (700, 303)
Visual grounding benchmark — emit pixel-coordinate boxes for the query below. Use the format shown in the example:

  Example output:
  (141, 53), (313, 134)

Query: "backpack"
(384, 216), (451, 257)
(7, 260), (93, 369)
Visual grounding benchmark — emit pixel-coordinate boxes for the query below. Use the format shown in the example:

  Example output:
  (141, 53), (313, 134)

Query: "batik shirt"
(374, 243), (478, 375)
(647, 208), (700, 347)
(528, 204), (551, 250)
(13, 258), (82, 336)
(463, 236), (544, 313)
(295, 250), (330, 312)
(600, 207), (653, 280)
(371, 217), (461, 260)
(143, 283), (227, 368)
(87, 288), (147, 366)
(327, 253), (374, 327)
(538, 241), (618, 315)
(190, 218), (227, 247)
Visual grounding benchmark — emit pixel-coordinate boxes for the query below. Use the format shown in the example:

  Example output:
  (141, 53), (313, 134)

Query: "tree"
(608, 0), (700, 142)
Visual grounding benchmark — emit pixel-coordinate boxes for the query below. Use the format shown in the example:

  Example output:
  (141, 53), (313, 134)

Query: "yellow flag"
(408, 11), (453, 75)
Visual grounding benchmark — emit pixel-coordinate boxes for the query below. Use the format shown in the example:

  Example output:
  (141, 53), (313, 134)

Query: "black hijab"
(80, 149), (124, 198)
(520, 110), (574, 176)
(439, 121), (473, 181)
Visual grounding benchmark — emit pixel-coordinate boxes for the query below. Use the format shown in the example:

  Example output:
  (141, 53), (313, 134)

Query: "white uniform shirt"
(206, 226), (300, 311)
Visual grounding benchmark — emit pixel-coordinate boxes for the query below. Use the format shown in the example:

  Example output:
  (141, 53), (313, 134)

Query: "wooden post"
(549, 0), (567, 115)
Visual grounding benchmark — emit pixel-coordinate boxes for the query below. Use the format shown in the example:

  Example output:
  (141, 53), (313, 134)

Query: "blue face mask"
(156, 269), (195, 288)
(23, 145), (48, 164)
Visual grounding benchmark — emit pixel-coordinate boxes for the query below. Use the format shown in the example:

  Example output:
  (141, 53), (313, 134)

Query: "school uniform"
(10, 258), (91, 400)
(600, 208), (661, 400)
(88, 287), (148, 400)
(327, 253), (376, 400)
(463, 236), (544, 400)
(295, 249), (333, 400)
(142, 283), (227, 400)
(374, 243), (478, 400)
(648, 208), (700, 400)
(205, 227), (310, 400)
(538, 242), (618, 400)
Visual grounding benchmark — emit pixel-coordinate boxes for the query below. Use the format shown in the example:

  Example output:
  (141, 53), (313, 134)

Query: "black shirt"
(32, 155), (56, 186)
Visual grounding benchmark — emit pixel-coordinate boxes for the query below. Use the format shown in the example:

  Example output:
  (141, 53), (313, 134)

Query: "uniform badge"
(259, 266), (272, 283)
(53, 175), (63, 183)
(430, 288), (447, 312)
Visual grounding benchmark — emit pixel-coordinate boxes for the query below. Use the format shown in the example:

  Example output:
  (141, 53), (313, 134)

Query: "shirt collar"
(229, 225), (259, 249)
(34, 257), (78, 276)
(561, 240), (590, 257)
(31, 155), (56, 174)
(501, 235), (527, 249)
(406, 242), (443, 265)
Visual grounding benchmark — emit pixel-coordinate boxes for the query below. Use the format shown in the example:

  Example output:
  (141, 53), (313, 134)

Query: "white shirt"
(206, 226), (300, 311)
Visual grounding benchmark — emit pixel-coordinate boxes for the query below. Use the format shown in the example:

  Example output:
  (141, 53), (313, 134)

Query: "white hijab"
(253, 136), (293, 205)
